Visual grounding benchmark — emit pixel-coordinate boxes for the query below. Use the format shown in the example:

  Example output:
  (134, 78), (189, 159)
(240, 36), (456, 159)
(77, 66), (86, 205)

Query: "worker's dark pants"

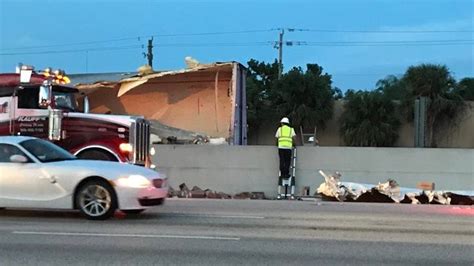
(278, 148), (292, 186)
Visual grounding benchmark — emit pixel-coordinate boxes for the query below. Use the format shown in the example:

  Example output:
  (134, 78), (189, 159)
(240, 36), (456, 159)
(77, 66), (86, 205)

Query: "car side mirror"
(10, 154), (28, 163)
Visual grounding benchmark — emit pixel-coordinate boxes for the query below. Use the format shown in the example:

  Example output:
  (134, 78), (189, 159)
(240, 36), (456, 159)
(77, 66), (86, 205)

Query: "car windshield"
(19, 139), (76, 163)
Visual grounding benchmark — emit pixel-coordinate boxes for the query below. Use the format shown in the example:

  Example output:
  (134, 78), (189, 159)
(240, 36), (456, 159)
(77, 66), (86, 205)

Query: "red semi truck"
(0, 65), (151, 166)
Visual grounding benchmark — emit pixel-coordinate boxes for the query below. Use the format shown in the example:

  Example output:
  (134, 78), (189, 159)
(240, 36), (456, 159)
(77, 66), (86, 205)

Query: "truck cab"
(0, 65), (151, 166)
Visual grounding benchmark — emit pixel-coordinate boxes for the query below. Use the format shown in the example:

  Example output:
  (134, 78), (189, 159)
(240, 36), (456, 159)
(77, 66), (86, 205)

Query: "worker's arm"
(292, 128), (297, 147)
(275, 128), (280, 146)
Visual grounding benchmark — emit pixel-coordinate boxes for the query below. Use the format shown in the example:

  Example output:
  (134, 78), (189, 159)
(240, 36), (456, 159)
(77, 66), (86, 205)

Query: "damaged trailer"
(73, 62), (247, 145)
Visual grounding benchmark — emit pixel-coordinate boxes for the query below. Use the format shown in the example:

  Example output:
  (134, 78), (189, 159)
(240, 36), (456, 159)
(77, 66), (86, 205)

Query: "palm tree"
(403, 64), (464, 147)
(454, 77), (474, 101)
(340, 90), (401, 147)
(376, 75), (407, 100)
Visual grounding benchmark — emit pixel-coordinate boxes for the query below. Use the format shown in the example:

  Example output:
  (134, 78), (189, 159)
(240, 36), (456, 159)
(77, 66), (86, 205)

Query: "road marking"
(164, 212), (265, 219)
(12, 231), (240, 241)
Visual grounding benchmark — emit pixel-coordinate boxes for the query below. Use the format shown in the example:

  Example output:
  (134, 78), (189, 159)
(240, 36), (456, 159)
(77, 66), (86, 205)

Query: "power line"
(150, 29), (276, 37)
(303, 42), (473, 47)
(304, 39), (474, 44)
(1, 39), (472, 56)
(156, 42), (270, 47)
(1, 39), (472, 57)
(0, 29), (277, 51)
(294, 28), (474, 33)
(0, 37), (142, 51)
(2, 27), (472, 52)
(0, 45), (143, 56)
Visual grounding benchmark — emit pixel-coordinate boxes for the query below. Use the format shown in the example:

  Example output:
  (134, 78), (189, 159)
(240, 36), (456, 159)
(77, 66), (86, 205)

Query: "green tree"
(402, 64), (465, 147)
(453, 77), (474, 101)
(376, 75), (407, 100)
(272, 64), (335, 131)
(340, 90), (401, 146)
(246, 59), (280, 131)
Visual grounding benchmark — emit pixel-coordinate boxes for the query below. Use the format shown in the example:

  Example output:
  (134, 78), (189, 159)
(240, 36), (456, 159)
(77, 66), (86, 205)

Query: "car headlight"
(116, 175), (151, 188)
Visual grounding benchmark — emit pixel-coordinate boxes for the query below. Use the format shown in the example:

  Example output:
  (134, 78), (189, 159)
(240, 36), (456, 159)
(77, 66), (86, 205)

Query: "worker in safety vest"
(275, 117), (296, 197)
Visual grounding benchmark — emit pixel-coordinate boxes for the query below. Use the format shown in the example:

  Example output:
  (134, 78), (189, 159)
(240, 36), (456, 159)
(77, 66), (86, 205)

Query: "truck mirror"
(39, 81), (52, 108)
(83, 96), (90, 113)
(48, 108), (63, 141)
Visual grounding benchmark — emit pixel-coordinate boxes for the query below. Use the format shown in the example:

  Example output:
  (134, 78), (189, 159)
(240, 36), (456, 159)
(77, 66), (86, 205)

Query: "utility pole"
(278, 29), (284, 79)
(146, 37), (154, 67)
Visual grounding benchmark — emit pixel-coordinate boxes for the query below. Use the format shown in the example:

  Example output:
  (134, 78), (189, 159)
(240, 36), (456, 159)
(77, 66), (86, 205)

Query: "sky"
(0, 0), (472, 91)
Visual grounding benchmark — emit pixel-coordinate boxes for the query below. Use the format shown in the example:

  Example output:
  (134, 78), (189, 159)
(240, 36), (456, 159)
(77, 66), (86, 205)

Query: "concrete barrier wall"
(153, 145), (474, 197)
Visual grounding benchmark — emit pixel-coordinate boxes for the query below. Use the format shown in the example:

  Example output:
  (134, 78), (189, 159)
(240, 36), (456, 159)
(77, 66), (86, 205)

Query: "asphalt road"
(0, 199), (473, 265)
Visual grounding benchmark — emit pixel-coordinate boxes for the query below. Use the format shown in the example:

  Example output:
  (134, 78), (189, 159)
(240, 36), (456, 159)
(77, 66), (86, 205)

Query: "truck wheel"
(76, 180), (117, 220)
(77, 150), (117, 161)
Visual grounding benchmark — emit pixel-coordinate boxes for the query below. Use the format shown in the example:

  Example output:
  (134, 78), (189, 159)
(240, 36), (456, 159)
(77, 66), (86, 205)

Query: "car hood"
(45, 159), (165, 181)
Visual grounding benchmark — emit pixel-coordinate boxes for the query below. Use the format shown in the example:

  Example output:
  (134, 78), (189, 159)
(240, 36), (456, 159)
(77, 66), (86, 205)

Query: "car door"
(0, 143), (66, 208)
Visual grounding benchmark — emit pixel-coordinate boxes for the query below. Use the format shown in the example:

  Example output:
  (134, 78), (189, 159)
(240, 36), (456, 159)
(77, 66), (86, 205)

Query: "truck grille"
(130, 119), (150, 165)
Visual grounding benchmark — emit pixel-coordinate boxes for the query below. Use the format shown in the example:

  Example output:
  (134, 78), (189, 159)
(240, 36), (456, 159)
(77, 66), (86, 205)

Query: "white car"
(0, 136), (168, 220)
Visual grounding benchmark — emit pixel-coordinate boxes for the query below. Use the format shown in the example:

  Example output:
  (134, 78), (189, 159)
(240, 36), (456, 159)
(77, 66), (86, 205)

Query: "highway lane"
(0, 199), (473, 265)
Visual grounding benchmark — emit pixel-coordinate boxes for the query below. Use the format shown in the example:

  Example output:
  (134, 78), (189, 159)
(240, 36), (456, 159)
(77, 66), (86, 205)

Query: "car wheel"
(122, 209), (145, 215)
(76, 180), (117, 220)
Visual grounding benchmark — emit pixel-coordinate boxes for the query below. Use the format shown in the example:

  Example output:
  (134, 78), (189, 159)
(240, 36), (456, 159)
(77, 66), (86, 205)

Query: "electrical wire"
(0, 37), (142, 51)
(150, 29), (276, 37)
(0, 45), (143, 56)
(292, 28), (474, 33)
(2, 27), (472, 52)
(0, 29), (276, 51)
(156, 42), (270, 47)
(2, 39), (472, 56)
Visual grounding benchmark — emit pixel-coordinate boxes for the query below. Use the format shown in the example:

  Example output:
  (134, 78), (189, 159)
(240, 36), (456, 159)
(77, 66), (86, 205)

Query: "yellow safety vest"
(278, 125), (293, 148)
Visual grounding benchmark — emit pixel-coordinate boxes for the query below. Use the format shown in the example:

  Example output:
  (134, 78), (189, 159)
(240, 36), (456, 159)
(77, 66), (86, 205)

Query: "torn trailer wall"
(75, 62), (247, 145)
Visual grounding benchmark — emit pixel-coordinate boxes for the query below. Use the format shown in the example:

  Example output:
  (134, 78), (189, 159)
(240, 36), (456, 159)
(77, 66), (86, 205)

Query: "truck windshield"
(53, 91), (77, 111)
(19, 139), (77, 163)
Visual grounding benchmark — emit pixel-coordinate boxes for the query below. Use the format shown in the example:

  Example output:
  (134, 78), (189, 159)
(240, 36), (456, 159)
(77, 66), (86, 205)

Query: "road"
(0, 199), (473, 265)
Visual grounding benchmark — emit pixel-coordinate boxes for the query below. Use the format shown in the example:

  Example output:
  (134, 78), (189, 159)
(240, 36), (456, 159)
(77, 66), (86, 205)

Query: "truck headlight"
(119, 143), (133, 153)
(116, 175), (151, 188)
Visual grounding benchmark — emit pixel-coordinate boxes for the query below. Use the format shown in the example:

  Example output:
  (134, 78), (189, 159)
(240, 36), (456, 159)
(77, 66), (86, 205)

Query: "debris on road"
(316, 170), (473, 205)
(168, 183), (264, 200)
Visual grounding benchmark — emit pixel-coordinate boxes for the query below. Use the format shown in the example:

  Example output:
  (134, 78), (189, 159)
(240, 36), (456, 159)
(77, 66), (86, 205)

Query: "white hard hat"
(280, 117), (289, 124)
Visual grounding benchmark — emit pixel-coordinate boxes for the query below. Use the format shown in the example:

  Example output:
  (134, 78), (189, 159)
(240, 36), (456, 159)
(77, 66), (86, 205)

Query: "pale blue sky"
(0, 0), (472, 90)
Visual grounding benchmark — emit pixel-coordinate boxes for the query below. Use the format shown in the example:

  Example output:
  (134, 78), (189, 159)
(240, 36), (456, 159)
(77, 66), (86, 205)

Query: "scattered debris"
(356, 188), (398, 203)
(316, 170), (361, 202)
(150, 120), (210, 145)
(446, 193), (474, 205)
(316, 170), (473, 205)
(417, 181), (435, 191)
(168, 183), (265, 200)
(233, 192), (252, 199)
(189, 186), (206, 198)
(373, 179), (402, 202)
